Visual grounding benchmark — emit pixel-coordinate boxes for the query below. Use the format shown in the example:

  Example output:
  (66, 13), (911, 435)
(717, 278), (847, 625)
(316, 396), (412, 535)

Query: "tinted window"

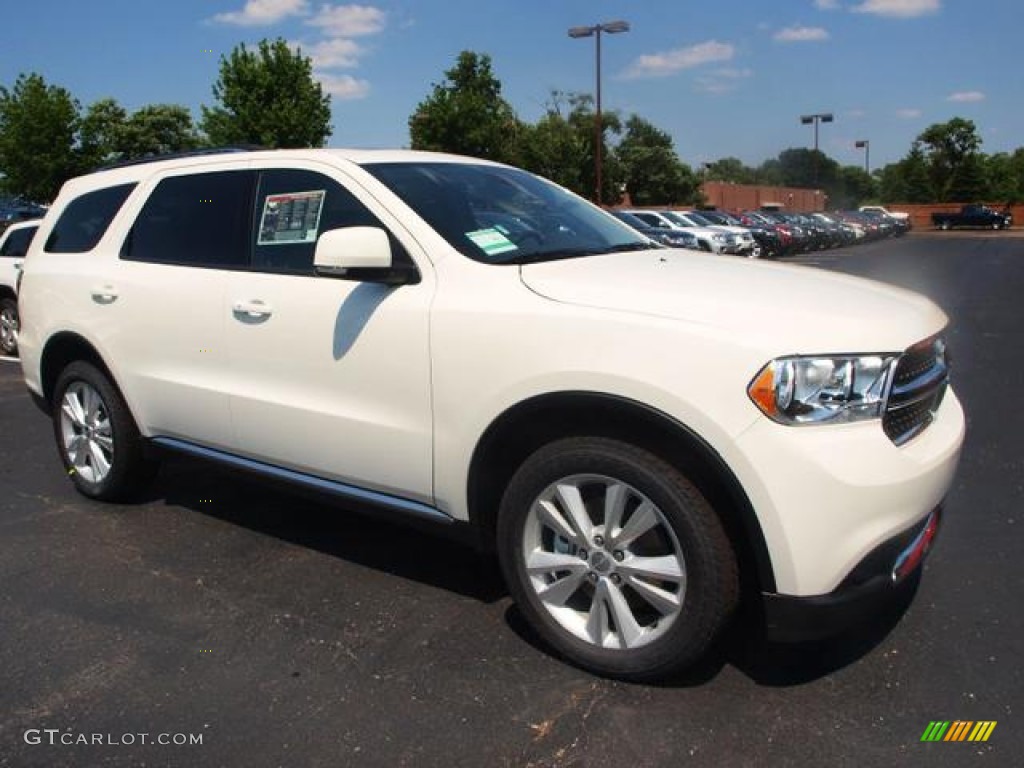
(122, 171), (254, 268)
(252, 169), (384, 274)
(0, 225), (38, 257)
(45, 184), (135, 253)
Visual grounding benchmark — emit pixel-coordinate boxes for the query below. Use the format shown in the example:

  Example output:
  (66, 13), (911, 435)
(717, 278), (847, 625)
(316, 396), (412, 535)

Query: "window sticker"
(466, 227), (518, 256)
(258, 190), (326, 245)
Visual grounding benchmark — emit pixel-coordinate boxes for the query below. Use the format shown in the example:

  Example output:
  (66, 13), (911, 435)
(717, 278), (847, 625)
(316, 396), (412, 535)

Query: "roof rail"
(95, 145), (267, 173)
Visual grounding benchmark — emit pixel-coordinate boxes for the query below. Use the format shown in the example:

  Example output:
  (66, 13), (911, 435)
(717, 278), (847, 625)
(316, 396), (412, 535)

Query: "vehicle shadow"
(149, 456), (507, 605)
(502, 579), (918, 688)
(147, 456), (916, 686)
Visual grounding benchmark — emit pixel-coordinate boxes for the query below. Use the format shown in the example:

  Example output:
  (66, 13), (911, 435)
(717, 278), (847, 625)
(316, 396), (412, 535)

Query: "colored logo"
(921, 721), (996, 742)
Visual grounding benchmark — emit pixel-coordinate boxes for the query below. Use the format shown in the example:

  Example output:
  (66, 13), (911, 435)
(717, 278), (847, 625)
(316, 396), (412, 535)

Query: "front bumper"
(763, 506), (941, 642)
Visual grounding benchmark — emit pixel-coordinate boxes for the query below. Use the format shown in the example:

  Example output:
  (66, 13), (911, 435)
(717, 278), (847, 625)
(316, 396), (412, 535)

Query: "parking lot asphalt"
(1, 234), (1022, 767)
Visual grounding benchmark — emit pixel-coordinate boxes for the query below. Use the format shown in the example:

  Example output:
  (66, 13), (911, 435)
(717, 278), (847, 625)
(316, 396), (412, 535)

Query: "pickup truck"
(931, 205), (1012, 230)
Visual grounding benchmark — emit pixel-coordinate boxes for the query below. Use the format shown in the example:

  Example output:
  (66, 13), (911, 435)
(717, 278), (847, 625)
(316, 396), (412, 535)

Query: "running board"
(151, 437), (452, 525)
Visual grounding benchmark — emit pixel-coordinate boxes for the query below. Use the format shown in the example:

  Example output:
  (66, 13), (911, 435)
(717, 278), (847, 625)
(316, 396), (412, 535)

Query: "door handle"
(90, 285), (119, 303)
(232, 300), (273, 319)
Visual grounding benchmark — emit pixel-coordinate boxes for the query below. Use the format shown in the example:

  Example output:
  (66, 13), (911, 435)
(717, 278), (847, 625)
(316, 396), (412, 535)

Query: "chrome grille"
(883, 336), (949, 445)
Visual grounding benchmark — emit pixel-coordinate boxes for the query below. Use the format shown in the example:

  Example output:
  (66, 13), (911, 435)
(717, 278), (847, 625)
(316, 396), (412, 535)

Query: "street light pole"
(855, 139), (870, 174)
(569, 20), (630, 206)
(800, 112), (833, 185)
(800, 112), (833, 152)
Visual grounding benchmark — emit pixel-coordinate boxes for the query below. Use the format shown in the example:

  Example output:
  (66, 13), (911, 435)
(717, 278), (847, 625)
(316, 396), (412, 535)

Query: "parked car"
(738, 211), (798, 256)
(700, 209), (781, 258)
(626, 209), (740, 254)
(0, 218), (41, 356)
(677, 210), (759, 258)
(752, 211), (814, 253)
(931, 205), (1012, 230)
(610, 211), (700, 250)
(18, 148), (964, 681)
(0, 198), (47, 235)
(860, 205), (912, 230)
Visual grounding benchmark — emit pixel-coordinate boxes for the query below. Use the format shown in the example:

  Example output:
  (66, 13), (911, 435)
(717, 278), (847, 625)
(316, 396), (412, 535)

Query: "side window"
(0, 226), (38, 257)
(252, 169), (388, 275)
(121, 171), (255, 268)
(45, 183), (136, 253)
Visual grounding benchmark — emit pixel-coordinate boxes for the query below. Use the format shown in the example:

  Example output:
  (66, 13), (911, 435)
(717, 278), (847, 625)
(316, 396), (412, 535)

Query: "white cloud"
(624, 41), (735, 79)
(316, 72), (370, 99)
(212, 0), (309, 26)
(850, 0), (941, 19)
(896, 108), (922, 119)
(297, 38), (364, 68)
(306, 4), (386, 37)
(814, 0), (841, 9)
(774, 26), (830, 42)
(947, 90), (985, 103)
(695, 68), (753, 94)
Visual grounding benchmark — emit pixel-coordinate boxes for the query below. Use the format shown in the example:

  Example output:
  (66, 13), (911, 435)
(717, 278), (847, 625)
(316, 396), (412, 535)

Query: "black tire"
(0, 296), (18, 357)
(52, 361), (158, 501)
(497, 437), (739, 681)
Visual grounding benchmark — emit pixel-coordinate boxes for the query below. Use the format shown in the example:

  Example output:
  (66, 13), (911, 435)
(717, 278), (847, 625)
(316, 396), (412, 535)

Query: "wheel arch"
(0, 285), (17, 303)
(467, 391), (777, 594)
(38, 332), (117, 410)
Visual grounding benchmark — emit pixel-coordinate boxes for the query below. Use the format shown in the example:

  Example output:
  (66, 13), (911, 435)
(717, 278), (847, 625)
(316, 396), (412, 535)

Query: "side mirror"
(314, 226), (418, 285)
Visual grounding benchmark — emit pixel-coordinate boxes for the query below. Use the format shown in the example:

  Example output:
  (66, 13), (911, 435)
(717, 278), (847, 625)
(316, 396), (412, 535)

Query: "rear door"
(110, 166), (255, 448)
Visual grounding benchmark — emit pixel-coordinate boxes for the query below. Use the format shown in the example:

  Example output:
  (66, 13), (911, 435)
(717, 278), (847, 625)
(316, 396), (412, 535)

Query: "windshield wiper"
(513, 241), (660, 265)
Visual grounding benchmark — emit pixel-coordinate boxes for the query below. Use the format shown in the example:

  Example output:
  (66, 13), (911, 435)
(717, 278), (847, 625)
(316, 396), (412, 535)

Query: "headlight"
(748, 354), (897, 425)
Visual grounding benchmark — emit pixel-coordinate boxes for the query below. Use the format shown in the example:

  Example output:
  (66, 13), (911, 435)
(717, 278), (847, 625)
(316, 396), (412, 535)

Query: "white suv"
(0, 219), (41, 356)
(18, 149), (964, 681)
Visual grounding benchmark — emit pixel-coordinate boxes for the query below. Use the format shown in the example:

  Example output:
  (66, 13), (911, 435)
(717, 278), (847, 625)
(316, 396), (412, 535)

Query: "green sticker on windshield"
(466, 228), (518, 256)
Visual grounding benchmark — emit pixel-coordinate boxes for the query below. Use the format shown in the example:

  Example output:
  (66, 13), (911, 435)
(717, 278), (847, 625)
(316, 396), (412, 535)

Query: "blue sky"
(4, 1), (1022, 170)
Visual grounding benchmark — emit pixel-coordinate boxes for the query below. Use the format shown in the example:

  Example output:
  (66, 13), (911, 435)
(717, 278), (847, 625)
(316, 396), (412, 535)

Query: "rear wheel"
(497, 437), (738, 681)
(52, 361), (158, 501)
(0, 297), (18, 356)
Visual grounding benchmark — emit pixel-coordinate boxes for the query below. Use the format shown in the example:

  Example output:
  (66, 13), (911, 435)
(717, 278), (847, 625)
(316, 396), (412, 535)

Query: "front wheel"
(0, 297), (18, 357)
(497, 437), (738, 681)
(52, 361), (158, 501)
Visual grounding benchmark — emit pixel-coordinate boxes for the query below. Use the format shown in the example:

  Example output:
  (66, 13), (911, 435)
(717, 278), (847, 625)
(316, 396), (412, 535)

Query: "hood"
(520, 249), (947, 354)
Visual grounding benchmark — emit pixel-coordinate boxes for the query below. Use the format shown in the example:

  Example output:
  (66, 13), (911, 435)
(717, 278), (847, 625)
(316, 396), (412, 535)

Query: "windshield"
(362, 161), (655, 264)
(682, 211), (717, 227)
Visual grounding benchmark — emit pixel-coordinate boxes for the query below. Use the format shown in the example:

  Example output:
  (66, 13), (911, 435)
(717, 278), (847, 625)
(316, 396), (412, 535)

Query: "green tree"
(985, 152), (1022, 203)
(705, 157), (757, 184)
(947, 152), (988, 202)
(616, 115), (699, 206)
(78, 97), (128, 170)
(0, 73), (80, 201)
(517, 108), (588, 193)
(775, 148), (840, 190)
(755, 158), (784, 186)
(515, 91), (624, 202)
(834, 165), (876, 208)
(201, 38), (331, 148)
(119, 105), (201, 159)
(916, 117), (983, 201)
(409, 51), (520, 163)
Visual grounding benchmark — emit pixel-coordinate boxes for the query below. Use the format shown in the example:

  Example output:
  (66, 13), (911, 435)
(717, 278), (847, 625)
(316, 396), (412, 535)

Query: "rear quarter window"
(45, 183), (136, 253)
